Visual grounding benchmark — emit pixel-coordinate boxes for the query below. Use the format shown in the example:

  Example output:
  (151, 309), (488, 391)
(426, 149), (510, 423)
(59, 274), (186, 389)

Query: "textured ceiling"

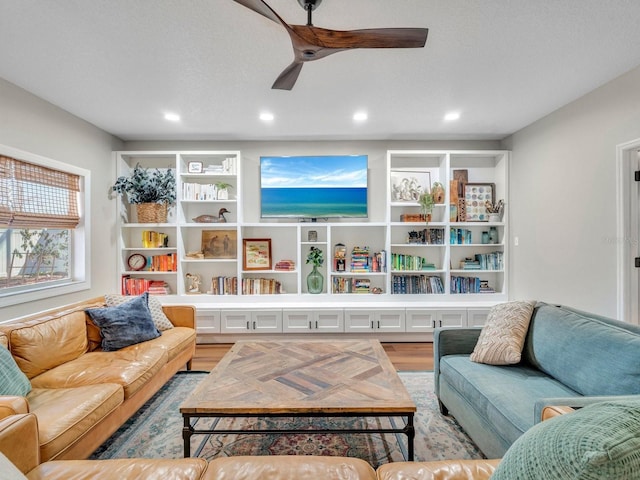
(1, 0), (640, 141)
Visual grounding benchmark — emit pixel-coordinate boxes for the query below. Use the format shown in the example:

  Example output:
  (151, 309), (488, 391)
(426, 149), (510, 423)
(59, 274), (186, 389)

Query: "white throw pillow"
(470, 300), (536, 365)
(105, 293), (174, 331)
(0, 452), (29, 480)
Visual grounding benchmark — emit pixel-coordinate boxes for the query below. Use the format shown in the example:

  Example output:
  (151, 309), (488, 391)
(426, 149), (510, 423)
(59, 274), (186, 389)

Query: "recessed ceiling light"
(353, 111), (368, 122)
(444, 111), (461, 121)
(164, 113), (181, 122)
(259, 112), (275, 122)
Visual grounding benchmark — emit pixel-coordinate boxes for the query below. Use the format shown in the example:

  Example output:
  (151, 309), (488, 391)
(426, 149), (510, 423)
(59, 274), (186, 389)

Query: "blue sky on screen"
(260, 155), (367, 188)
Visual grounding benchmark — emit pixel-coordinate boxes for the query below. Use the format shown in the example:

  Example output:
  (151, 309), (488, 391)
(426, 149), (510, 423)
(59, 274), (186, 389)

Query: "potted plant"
(111, 164), (176, 223)
(418, 192), (435, 223)
(306, 246), (324, 294)
(215, 181), (233, 200)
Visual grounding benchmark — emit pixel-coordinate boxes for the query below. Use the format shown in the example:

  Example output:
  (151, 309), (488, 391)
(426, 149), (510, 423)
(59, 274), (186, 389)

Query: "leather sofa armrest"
(0, 396), (29, 419)
(376, 459), (501, 480)
(534, 394), (640, 422)
(542, 405), (575, 421)
(161, 305), (196, 329)
(0, 414), (40, 474)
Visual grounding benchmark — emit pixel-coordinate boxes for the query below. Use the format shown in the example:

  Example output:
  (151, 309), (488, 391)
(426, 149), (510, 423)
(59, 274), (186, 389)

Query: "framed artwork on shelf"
(187, 161), (203, 174)
(390, 170), (430, 202)
(243, 238), (272, 270)
(464, 183), (495, 221)
(202, 229), (237, 259)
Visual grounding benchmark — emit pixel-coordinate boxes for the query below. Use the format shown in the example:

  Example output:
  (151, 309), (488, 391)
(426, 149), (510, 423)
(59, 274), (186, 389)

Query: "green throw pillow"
(492, 399), (640, 480)
(0, 345), (31, 396)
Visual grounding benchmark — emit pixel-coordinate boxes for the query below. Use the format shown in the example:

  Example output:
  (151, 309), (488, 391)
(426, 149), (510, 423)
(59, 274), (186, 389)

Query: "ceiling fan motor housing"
(298, 0), (322, 11)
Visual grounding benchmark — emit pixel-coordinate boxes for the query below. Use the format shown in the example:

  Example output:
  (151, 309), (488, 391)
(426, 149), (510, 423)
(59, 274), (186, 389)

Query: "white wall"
(0, 78), (123, 320)
(503, 65), (640, 318)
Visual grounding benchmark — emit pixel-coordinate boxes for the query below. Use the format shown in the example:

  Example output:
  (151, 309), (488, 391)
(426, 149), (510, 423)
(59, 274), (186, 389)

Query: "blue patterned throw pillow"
(0, 345), (31, 396)
(86, 292), (160, 351)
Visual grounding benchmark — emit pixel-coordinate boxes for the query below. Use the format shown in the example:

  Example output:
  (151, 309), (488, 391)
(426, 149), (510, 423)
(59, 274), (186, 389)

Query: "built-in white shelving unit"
(114, 149), (509, 339)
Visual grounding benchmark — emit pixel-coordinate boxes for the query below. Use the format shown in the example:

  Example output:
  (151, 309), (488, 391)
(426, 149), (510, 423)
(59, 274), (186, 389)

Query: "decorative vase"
(489, 226), (498, 244)
(481, 231), (490, 244)
(307, 265), (324, 294)
(488, 213), (500, 223)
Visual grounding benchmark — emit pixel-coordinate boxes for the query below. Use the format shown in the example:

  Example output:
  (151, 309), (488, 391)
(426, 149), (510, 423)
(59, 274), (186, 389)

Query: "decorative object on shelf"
(453, 169), (468, 197)
(431, 182), (445, 204)
(400, 213), (428, 222)
(202, 229), (237, 259)
(485, 199), (505, 222)
(127, 253), (147, 271)
(187, 161), (203, 174)
(489, 226), (499, 244)
(214, 181), (233, 200)
(457, 198), (466, 222)
(482, 231), (490, 244)
(464, 183), (496, 222)
(390, 170), (430, 202)
(192, 208), (230, 224)
(334, 243), (346, 272)
(185, 273), (201, 294)
(185, 251), (204, 259)
(307, 230), (317, 242)
(243, 238), (272, 271)
(418, 191), (435, 223)
(306, 246), (324, 294)
(111, 164), (176, 223)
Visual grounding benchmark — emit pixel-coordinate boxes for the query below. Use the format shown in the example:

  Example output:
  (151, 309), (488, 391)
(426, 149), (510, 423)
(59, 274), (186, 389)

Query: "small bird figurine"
(193, 208), (230, 223)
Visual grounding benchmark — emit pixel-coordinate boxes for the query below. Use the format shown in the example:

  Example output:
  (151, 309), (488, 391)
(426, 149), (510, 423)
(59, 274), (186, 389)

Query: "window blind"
(0, 155), (80, 228)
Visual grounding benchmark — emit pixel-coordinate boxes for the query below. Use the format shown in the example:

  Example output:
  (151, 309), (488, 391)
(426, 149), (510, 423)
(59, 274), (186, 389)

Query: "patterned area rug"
(91, 371), (482, 468)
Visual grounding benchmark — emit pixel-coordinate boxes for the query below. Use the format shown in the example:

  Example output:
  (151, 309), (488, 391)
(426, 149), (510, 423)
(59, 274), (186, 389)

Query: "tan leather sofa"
(0, 406), (571, 480)
(0, 296), (197, 462)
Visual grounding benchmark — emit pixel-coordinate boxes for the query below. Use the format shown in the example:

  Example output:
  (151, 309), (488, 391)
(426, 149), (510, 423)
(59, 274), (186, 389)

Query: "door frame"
(616, 138), (640, 324)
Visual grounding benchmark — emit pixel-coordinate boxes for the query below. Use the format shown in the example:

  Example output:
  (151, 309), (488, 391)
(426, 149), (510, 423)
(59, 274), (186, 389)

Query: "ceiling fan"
(232, 0), (429, 90)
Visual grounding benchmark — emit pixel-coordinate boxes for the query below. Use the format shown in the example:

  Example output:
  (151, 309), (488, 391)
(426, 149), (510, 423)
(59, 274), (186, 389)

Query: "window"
(0, 145), (90, 306)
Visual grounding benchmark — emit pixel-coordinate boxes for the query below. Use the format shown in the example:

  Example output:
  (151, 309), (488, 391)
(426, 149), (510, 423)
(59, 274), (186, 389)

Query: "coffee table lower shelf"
(182, 412), (415, 461)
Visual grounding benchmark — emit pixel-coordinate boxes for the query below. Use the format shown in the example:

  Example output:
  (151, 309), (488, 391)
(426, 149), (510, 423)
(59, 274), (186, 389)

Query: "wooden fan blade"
(290, 25), (428, 50)
(232, 0), (286, 26)
(272, 61), (304, 90)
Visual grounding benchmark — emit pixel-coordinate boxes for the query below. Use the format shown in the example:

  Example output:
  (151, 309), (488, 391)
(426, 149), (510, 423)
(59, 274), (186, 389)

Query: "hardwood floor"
(189, 342), (433, 372)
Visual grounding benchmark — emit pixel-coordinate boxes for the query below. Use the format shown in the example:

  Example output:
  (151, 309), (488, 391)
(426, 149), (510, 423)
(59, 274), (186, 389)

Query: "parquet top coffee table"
(180, 339), (417, 460)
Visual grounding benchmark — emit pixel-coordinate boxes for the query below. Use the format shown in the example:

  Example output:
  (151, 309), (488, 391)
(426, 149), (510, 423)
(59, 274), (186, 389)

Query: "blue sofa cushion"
(441, 355), (579, 440)
(522, 304), (640, 396)
(85, 293), (160, 351)
(492, 398), (640, 480)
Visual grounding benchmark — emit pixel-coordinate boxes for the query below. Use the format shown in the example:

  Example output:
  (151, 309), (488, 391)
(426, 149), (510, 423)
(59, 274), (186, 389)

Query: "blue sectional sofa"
(434, 302), (640, 458)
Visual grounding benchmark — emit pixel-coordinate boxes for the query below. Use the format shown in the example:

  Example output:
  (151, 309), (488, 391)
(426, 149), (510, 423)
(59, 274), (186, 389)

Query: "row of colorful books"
(450, 276), (495, 294)
(146, 253), (177, 272)
(121, 277), (171, 296)
(241, 277), (284, 295)
(391, 253), (437, 271)
(332, 277), (372, 294)
(391, 275), (444, 294)
(211, 276), (238, 295)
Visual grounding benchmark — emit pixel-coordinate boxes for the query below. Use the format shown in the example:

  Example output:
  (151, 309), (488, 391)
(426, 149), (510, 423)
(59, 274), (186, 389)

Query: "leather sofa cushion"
(29, 345), (167, 399)
(143, 327), (196, 362)
(0, 333), (7, 348)
(3, 311), (88, 379)
(204, 455), (377, 480)
(26, 458), (209, 480)
(27, 384), (123, 462)
(377, 459), (501, 480)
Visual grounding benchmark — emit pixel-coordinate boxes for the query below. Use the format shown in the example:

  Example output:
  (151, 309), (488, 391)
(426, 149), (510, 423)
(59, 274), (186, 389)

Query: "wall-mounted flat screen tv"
(260, 155), (368, 219)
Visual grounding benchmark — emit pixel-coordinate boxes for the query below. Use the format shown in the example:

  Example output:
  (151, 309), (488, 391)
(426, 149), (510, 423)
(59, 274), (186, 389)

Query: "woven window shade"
(0, 155), (80, 229)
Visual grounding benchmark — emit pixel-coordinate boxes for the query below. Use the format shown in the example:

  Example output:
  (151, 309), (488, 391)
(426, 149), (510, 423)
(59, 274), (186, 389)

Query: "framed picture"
(390, 170), (431, 202)
(243, 238), (272, 270)
(187, 161), (203, 174)
(464, 183), (495, 221)
(202, 229), (237, 259)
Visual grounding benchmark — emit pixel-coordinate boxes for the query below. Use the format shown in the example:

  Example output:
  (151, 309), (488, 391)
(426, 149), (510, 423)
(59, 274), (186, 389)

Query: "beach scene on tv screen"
(260, 155), (368, 218)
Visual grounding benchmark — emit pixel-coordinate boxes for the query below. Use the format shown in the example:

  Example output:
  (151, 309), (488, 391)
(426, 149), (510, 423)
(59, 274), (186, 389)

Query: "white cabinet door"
(467, 308), (490, 327)
(220, 310), (252, 334)
(405, 309), (437, 332)
(436, 309), (468, 328)
(315, 310), (344, 333)
(251, 310), (283, 333)
(196, 309), (221, 334)
(282, 310), (315, 333)
(344, 310), (375, 333)
(375, 310), (405, 332)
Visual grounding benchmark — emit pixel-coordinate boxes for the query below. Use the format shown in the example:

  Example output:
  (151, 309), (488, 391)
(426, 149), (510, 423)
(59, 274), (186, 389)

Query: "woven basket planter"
(136, 203), (168, 223)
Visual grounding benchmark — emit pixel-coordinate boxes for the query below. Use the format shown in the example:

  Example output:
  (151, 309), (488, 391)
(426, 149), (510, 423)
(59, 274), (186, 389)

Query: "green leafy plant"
(214, 181), (233, 191)
(111, 164), (176, 205)
(418, 192), (435, 214)
(306, 246), (324, 267)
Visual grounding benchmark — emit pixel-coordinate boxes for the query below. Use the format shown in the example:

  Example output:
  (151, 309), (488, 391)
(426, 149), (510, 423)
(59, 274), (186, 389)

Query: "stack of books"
(274, 259), (296, 271)
(350, 246), (371, 272)
(210, 276), (237, 295)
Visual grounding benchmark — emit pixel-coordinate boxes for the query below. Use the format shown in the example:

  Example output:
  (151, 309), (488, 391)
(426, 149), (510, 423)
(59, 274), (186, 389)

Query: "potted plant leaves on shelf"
(111, 164), (176, 223)
(418, 192), (435, 223)
(214, 181), (233, 200)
